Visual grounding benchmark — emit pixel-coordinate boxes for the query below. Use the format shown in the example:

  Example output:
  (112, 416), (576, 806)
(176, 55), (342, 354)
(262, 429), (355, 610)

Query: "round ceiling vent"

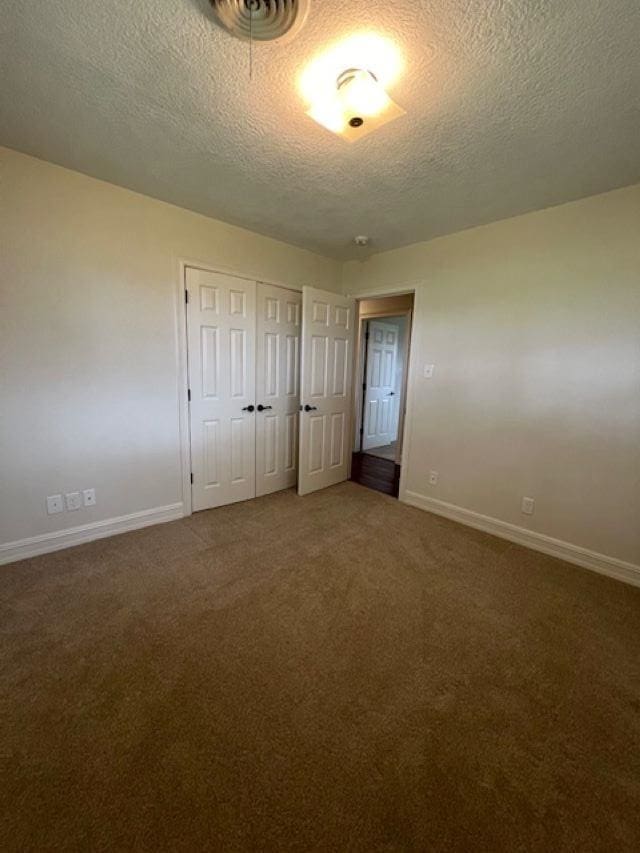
(210, 0), (310, 43)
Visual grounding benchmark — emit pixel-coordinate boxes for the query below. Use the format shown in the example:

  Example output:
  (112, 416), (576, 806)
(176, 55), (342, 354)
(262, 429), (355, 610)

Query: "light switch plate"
(83, 488), (96, 507)
(423, 364), (435, 379)
(429, 471), (439, 485)
(65, 491), (82, 511)
(521, 496), (535, 515)
(46, 494), (64, 515)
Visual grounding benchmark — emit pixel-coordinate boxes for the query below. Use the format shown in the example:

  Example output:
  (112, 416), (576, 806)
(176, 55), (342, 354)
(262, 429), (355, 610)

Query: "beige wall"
(0, 147), (341, 547)
(343, 185), (640, 566)
(2, 146), (638, 572)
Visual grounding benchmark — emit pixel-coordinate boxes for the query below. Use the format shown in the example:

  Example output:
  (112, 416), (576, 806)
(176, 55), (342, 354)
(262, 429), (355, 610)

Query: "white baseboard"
(402, 490), (640, 588)
(0, 503), (185, 566)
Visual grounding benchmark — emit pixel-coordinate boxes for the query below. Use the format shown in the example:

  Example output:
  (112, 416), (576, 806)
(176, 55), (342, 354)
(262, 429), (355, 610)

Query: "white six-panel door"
(362, 320), (399, 450)
(255, 283), (301, 497)
(186, 267), (256, 511)
(298, 286), (355, 496)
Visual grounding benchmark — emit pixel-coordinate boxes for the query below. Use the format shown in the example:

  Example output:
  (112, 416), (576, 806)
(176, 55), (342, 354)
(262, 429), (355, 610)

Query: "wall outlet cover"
(46, 494), (64, 515)
(65, 491), (82, 511)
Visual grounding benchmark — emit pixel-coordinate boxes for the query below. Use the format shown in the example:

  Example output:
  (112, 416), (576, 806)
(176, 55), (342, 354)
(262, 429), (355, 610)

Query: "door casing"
(175, 259), (304, 517)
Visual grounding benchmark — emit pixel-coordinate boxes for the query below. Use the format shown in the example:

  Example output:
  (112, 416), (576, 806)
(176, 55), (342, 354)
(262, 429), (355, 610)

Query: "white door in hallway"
(255, 283), (301, 497)
(298, 286), (355, 496)
(186, 267), (256, 511)
(362, 320), (399, 450)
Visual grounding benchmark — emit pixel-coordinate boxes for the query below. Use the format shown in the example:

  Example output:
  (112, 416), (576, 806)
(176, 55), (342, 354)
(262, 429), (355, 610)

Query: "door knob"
(257, 404), (272, 412)
(242, 404), (255, 412)
(303, 404), (318, 412)
(387, 391), (395, 396)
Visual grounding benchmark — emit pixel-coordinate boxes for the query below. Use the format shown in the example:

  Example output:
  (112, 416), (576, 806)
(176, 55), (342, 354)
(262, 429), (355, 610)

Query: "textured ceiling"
(1, 0), (639, 259)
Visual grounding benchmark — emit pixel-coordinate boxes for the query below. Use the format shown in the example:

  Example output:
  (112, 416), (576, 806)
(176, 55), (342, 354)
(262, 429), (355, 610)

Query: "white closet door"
(362, 320), (399, 450)
(255, 283), (301, 497)
(298, 286), (355, 496)
(186, 267), (256, 511)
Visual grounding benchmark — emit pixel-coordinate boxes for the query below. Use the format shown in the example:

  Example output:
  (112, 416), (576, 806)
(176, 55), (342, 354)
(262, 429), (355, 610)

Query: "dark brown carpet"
(2, 482), (639, 851)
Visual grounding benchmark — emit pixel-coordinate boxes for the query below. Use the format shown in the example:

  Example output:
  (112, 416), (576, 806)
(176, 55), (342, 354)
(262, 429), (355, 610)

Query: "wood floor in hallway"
(350, 451), (401, 497)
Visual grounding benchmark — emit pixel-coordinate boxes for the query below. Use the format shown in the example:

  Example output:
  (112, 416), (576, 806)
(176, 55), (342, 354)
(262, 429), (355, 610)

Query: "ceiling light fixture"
(300, 34), (405, 141)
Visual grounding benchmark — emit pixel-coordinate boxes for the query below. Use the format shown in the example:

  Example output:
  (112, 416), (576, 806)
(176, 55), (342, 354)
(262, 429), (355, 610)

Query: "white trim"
(402, 490), (640, 588)
(344, 279), (424, 300)
(177, 256), (306, 292)
(347, 288), (419, 482)
(394, 310), (412, 464)
(0, 503), (184, 566)
(176, 259), (193, 516)
(397, 284), (424, 495)
(343, 278), (426, 498)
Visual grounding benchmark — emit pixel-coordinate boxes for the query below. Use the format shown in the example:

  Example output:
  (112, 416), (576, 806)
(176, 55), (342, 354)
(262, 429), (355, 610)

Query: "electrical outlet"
(46, 494), (64, 515)
(429, 471), (439, 485)
(521, 496), (535, 515)
(83, 488), (96, 507)
(423, 364), (435, 379)
(65, 491), (82, 511)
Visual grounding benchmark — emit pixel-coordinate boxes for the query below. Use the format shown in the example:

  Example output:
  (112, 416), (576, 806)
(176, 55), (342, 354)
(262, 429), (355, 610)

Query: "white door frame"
(344, 282), (422, 500)
(174, 258), (303, 518)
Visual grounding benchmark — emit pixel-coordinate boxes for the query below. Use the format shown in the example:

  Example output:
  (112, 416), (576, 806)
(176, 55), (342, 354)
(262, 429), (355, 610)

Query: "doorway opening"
(350, 293), (414, 498)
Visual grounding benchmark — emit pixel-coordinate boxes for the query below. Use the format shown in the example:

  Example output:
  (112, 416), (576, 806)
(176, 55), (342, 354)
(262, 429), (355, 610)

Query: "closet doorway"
(185, 266), (301, 511)
(351, 294), (414, 498)
(183, 268), (356, 512)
